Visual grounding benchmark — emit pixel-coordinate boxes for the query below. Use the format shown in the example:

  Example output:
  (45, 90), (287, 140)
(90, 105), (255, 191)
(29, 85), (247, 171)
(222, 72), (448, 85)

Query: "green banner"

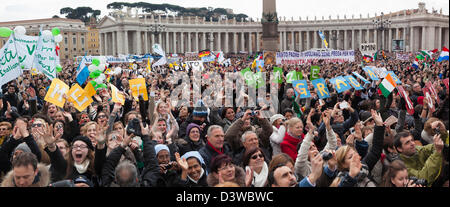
(273, 67), (283, 83)
(310, 66), (320, 81)
(286, 70), (303, 83)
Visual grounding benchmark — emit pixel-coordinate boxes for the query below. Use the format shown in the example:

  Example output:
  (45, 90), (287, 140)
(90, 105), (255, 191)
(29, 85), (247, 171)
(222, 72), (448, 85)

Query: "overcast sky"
(0, 0), (448, 22)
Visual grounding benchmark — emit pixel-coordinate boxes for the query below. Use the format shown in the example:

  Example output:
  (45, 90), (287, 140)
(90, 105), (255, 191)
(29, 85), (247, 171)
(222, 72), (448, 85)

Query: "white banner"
(360, 43), (377, 56)
(0, 36), (22, 88)
(185, 61), (204, 72)
(396, 53), (410, 61)
(276, 50), (355, 65)
(33, 34), (59, 80)
(13, 34), (39, 70)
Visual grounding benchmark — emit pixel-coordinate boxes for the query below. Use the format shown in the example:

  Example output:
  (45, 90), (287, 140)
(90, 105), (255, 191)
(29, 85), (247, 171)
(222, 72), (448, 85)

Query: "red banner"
(425, 82), (440, 105)
(443, 78), (449, 92)
(397, 86), (415, 115)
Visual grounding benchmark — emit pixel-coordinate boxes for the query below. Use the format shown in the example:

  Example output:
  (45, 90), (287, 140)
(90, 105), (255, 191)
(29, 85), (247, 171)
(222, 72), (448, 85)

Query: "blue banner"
(292, 80), (311, 99)
(344, 75), (364, 91)
(330, 76), (352, 93)
(311, 78), (330, 99)
(363, 66), (379, 81)
(352, 72), (370, 84)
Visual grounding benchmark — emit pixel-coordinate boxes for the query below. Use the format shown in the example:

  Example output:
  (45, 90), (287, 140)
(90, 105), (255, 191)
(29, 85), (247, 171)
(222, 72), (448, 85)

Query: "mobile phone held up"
(339, 101), (349, 109)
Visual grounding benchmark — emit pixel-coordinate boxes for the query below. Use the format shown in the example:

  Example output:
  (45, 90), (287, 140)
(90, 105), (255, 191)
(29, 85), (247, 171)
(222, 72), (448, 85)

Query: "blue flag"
(76, 55), (90, 86)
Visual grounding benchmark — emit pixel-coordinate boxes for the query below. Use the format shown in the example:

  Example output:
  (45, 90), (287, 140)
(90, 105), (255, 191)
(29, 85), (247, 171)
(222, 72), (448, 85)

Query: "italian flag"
(379, 73), (397, 97)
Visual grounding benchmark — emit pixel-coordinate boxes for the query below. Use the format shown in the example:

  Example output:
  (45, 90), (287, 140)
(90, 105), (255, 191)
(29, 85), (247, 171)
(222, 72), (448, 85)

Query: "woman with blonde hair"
(81, 121), (101, 147)
(280, 117), (304, 161)
(331, 110), (385, 187)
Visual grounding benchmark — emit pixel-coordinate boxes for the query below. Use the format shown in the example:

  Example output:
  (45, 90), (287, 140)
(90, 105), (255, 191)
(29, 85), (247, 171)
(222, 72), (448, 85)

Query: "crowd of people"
(0, 48), (448, 187)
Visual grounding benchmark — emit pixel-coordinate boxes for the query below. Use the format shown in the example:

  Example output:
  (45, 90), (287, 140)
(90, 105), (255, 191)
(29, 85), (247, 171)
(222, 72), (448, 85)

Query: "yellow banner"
(110, 84), (125, 105)
(83, 81), (97, 97)
(129, 78), (148, 101)
(67, 84), (93, 112)
(44, 79), (69, 108)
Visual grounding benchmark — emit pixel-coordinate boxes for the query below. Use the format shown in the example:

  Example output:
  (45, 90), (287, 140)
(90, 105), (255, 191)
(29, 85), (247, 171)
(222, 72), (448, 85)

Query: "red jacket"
(280, 132), (305, 161)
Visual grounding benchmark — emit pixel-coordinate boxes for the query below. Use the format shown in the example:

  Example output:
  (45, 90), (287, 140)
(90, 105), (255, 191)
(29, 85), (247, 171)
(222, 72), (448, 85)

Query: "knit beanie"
(14, 143), (31, 154)
(270, 114), (285, 125)
(71, 136), (95, 151)
(154, 144), (170, 156)
(193, 100), (208, 117)
(186, 123), (201, 136)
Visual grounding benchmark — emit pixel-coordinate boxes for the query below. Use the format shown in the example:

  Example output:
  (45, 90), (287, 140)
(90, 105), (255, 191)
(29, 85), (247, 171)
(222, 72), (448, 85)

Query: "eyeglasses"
(218, 164), (234, 171)
(97, 115), (107, 119)
(251, 153), (264, 160)
(73, 145), (88, 150)
(32, 123), (43, 128)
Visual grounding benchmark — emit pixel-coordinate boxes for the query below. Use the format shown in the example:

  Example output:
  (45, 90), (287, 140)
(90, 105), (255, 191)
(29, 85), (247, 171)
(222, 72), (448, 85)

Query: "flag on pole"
(412, 60), (419, 69)
(420, 50), (432, 60)
(437, 47), (449, 62)
(379, 73), (397, 97)
(373, 50), (378, 60)
(363, 55), (373, 63)
(76, 55), (90, 86)
(318, 30), (328, 48)
(416, 54), (425, 60)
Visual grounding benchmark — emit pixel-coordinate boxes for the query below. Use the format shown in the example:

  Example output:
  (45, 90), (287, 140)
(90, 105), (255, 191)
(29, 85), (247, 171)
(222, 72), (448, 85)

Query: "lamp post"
(372, 12), (391, 51)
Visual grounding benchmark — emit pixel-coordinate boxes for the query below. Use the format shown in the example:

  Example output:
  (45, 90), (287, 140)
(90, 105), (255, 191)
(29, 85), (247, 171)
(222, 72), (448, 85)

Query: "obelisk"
(261, 0), (279, 51)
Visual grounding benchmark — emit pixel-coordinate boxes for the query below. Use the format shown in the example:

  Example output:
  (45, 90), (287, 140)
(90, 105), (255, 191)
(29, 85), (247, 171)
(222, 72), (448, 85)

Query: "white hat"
(270, 114), (285, 125)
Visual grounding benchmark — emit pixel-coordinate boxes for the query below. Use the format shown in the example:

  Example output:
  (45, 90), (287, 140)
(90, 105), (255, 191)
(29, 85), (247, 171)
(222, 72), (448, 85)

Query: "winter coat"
(44, 146), (67, 182)
(295, 127), (337, 178)
(206, 165), (246, 187)
(178, 115), (210, 142)
(224, 118), (273, 155)
(0, 135), (42, 175)
(66, 147), (107, 187)
(270, 125), (286, 156)
(399, 144), (443, 187)
(140, 135), (161, 187)
(177, 136), (205, 156)
(1, 163), (51, 187)
(280, 132), (304, 161)
(198, 142), (233, 172)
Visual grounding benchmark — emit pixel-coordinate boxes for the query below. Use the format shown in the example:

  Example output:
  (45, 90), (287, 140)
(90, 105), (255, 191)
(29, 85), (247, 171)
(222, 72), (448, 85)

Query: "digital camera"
(127, 118), (141, 136)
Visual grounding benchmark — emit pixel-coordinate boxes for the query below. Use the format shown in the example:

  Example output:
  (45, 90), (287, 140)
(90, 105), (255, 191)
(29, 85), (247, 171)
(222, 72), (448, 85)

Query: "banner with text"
(276, 50), (355, 65)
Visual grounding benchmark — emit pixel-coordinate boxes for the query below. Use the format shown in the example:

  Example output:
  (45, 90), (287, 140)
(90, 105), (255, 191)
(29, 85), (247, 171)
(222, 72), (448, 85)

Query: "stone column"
(203, 32), (207, 50)
(225, 32), (229, 53)
(402, 28), (406, 51)
(117, 31), (123, 55)
(366, 29), (370, 44)
(234, 32), (238, 53)
(437, 27), (442, 49)
(187, 32), (191, 52)
(144, 31), (148, 54)
(209, 33), (214, 51)
(381, 30), (385, 51)
(359, 29), (363, 48)
(344, 30), (348, 50)
(374, 30), (377, 50)
(256, 32), (260, 52)
(410, 27), (414, 52)
(180, 32), (184, 53)
(248, 32), (252, 53)
(195, 32), (199, 52)
(165, 31), (170, 53)
(284, 31), (287, 50)
(351, 30), (355, 49)
(291, 31), (295, 50)
(218, 32), (221, 51)
(124, 31), (129, 55)
(240, 32), (245, 52)
(313, 31), (318, 49)
(279, 32), (283, 51)
(388, 28), (392, 52)
(99, 33), (104, 55)
(151, 33), (155, 50)
(299, 31), (303, 51)
(421, 26), (426, 50)
(112, 32), (116, 56)
(173, 32), (177, 53)
(306, 31), (310, 50)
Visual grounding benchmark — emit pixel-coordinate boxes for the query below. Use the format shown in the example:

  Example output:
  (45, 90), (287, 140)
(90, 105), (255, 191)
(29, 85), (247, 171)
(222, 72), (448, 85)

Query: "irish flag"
(437, 47), (449, 62)
(379, 73), (397, 97)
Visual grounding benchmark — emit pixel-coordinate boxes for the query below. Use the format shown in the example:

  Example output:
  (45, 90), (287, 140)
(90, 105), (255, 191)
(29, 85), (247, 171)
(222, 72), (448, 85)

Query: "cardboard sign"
(397, 86), (415, 115)
(352, 72), (370, 84)
(129, 78), (148, 101)
(110, 84), (125, 105)
(311, 78), (330, 99)
(387, 71), (402, 84)
(273, 67), (283, 83)
(286, 70), (302, 83)
(67, 84), (93, 112)
(44, 78), (69, 108)
(330, 76), (352, 93)
(292, 80), (311, 99)
(422, 87), (435, 113)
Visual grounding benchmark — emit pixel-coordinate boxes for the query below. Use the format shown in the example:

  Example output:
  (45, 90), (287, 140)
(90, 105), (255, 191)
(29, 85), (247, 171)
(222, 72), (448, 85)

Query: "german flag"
(363, 55), (373, 63)
(199, 50), (211, 58)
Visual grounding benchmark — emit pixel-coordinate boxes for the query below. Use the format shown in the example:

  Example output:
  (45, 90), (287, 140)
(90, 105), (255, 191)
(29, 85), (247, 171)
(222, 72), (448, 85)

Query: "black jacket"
(198, 142), (233, 172)
(140, 135), (161, 187)
(178, 136), (205, 156)
(44, 146), (67, 182)
(66, 146), (107, 187)
(0, 135), (41, 175)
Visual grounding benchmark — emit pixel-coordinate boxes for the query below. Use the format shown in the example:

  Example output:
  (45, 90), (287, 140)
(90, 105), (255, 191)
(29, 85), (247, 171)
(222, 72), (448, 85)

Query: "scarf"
(187, 168), (205, 184)
(74, 159), (90, 174)
(207, 141), (223, 155)
(246, 162), (269, 187)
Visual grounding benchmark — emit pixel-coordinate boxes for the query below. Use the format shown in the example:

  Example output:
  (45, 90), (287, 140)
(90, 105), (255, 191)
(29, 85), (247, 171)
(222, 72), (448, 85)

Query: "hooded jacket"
(1, 163), (51, 187)
(206, 165), (246, 187)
